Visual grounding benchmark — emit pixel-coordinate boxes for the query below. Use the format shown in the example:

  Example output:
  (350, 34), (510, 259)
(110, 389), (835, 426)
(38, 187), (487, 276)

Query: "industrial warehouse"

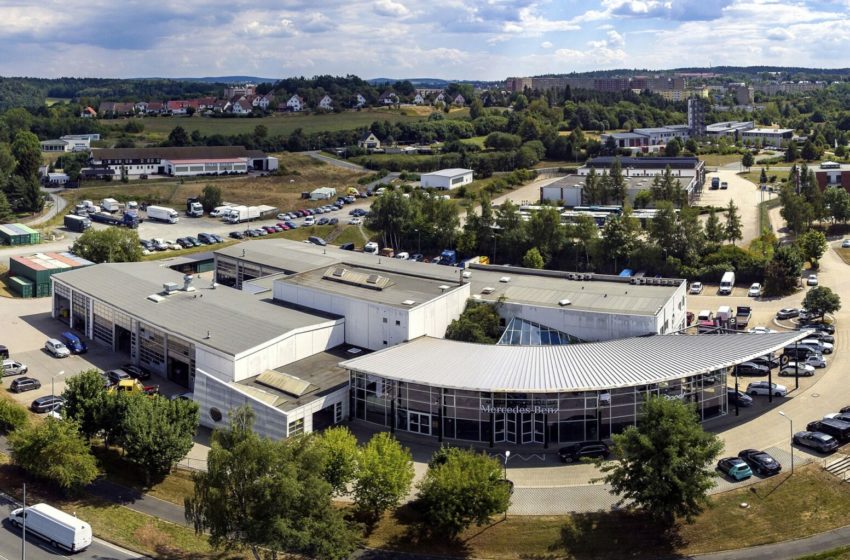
(87, 146), (279, 177)
(51, 239), (808, 446)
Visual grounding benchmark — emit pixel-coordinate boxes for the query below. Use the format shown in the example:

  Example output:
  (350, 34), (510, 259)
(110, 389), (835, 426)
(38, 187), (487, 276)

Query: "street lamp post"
(503, 450), (511, 521)
(492, 232), (498, 265)
(779, 411), (794, 474)
(414, 228), (421, 254)
(52, 370), (65, 400)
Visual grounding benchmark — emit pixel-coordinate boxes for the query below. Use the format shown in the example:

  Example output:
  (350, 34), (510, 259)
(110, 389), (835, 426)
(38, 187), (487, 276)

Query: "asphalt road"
(305, 150), (366, 171)
(0, 493), (143, 560)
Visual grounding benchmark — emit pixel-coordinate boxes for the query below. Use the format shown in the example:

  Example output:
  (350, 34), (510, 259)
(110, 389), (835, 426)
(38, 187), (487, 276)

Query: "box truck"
(226, 205), (260, 224)
(186, 197), (204, 217)
(719, 271), (735, 295)
(146, 205), (180, 224)
(100, 198), (120, 213)
(9, 503), (92, 553)
(256, 205), (279, 219)
(64, 214), (91, 232)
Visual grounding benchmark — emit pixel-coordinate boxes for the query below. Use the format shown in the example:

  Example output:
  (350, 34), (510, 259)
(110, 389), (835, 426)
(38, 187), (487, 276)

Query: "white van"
(364, 241), (379, 254)
(9, 503), (92, 552)
(719, 271), (735, 295)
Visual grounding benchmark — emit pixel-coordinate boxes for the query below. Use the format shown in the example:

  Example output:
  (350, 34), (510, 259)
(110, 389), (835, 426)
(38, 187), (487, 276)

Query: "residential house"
(134, 101), (149, 113)
(413, 93), (425, 105)
(257, 92), (275, 111)
(197, 97), (217, 110)
(357, 132), (381, 150)
(318, 95), (333, 110)
(231, 97), (253, 115)
(98, 101), (134, 116)
(80, 107), (96, 118)
(452, 94), (466, 106)
(167, 100), (191, 115)
(354, 93), (367, 108)
(286, 95), (305, 112)
(379, 91), (398, 105)
(434, 92), (446, 104)
(213, 100), (231, 113)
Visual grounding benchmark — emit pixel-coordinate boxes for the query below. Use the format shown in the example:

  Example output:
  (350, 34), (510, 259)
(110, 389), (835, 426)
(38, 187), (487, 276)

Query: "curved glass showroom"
(344, 333), (808, 448)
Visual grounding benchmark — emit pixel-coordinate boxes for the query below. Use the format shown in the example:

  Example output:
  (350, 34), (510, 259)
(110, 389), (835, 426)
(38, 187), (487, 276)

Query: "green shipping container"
(0, 224), (40, 246)
(35, 283), (52, 298)
(5, 276), (33, 298)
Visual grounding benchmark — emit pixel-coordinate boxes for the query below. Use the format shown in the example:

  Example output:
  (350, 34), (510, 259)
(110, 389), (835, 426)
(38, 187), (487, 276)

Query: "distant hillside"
(174, 76), (280, 84)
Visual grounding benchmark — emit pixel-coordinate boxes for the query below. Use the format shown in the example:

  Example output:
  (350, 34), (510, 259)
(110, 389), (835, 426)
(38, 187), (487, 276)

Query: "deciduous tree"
(600, 396), (723, 526)
(522, 247), (544, 269)
(70, 228), (143, 263)
(315, 426), (359, 496)
(62, 369), (108, 440)
(803, 286), (841, 320)
(198, 184), (223, 213)
(353, 432), (414, 524)
(742, 151), (754, 170)
(764, 245), (803, 296)
(797, 229), (828, 268)
(417, 448), (511, 538)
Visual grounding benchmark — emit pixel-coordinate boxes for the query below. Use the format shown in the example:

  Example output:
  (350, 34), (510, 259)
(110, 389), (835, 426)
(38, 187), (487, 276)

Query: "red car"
(262, 226), (278, 234)
(276, 222), (290, 230)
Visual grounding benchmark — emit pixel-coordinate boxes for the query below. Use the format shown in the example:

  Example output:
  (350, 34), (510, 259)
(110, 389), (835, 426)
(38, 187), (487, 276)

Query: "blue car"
(717, 457), (753, 481)
(60, 331), (87, 354)
(285, 221), (298, 229)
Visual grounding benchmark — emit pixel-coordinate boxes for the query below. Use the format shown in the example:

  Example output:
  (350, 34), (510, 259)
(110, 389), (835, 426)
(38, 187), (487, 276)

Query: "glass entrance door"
(408, 411), (431, 435)
(505, 413), (517, 444)
(521, 413), (544, 444)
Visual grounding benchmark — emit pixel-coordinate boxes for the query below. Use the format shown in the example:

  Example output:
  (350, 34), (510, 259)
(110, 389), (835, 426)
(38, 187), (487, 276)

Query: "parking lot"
(0, 297), (185, 412)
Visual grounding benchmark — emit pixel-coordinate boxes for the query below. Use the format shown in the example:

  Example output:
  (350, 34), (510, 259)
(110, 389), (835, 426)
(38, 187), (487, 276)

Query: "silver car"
(44, 338), (70, 358)
(1, 360), (27, 377)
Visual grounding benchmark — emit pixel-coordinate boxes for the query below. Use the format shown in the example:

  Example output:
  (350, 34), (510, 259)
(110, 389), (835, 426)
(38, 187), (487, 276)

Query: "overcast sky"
(1, 0), (849, 80)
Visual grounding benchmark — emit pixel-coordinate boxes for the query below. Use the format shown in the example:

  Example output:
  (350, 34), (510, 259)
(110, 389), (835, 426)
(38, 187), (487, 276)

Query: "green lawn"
(797, 546), (850, 560)
(740, 169), (791, 186)
(104, 109), (427, 140)
(700, 154), (746, 167)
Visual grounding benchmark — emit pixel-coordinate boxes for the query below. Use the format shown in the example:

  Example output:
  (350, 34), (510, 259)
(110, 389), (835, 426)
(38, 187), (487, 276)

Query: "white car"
(44, 338), (70, 358)
(276, 212), (288, 220)
(807, 275), (819, 286)
(802, 353), (827, 368)
(801, 338), (834, 354)
(348, 217), (362, 225)
(748, 283), (762, 297)
(689, 282), (703, 295)
(303, 216), (315, 226)
(842, 239), (850, 248)
(778, 363), (815, 376)
(746, 381), (788, 397)
(395, 252), (409, 260)
(748, 327), (776, 334)
(1, 360), (28, 376)
(364, 241), (379, 254)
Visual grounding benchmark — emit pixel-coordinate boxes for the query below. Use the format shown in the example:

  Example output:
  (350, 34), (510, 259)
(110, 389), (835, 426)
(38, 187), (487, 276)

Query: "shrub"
(0, 399), (28, 434)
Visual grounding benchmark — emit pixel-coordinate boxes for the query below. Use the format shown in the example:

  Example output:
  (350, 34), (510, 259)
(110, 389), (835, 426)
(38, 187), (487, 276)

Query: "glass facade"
(498, 317), (583, 345)
(350, 369), (728, 447)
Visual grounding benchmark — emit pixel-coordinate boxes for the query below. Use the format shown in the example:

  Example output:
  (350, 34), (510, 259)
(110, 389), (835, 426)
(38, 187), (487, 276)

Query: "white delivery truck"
(719, 271), (735, 295)
(146, 205), (180, 224)
(9, 503), (92, 552)
(226, 205), (260, 224)
(100, 198), (120, 213)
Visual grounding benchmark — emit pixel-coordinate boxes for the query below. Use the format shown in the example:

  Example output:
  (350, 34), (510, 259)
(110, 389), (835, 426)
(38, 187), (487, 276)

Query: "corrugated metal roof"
(341, 333), (812, 393)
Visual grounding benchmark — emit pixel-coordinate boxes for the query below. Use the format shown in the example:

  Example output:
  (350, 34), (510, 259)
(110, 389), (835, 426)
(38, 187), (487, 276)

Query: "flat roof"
(279, 263), (467, 308)
(214, 239), (683, 316)
(341, 332), (811, 393)
(236, 345), (358, 412)
(164, 158), (246, 164)
(744, 128), (794, 134)
(422, 168), (473, 178)
(583, 157), (701, 170)
(12, 252), (93, 271)
(91, 146), (268, 161)
(53, 262), (339, 356)
(546, 173), (694, 192)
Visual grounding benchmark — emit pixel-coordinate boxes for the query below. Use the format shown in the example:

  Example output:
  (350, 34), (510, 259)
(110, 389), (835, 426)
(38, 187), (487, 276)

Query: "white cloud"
(373, 0), (409, 17)
(541, 40), (553, 48)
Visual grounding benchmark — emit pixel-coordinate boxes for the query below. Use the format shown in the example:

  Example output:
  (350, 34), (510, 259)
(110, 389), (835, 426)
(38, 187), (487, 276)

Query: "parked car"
(738, 449), (782, 476)
(558, 441), (610, 463)
(717, 457), (753, 481)
(843, 239), (850, 249)
(348, 217), (362, 225)
(329, 217), (339, 225)
(276, 212), (288, 220)
(807, 419), (850, 443)
(799, 322), (835, 334)
(807, 275), (819, 286)
(262, 225), (278, 234)
(317, 217), (330, 226)
(749, 327), (776, 334)
(395, 252), (410, 260)
(308, 236), (327, 246)
(734, 362), (769, 376)
(805, 330), (835, 344)
(727, 389), (753, 407)
(746, 381), (787, 397)
(1, 360), (27, 377)
(44, 338), (70, 358)
(794, 431), (839, 454)
(304, 216), (315, 226)
(31, 395), (65, 414)
(410, 253), (424, 262)
(106, 369), (132, 385)
(229, 231), (244, 239)
(339, 242), (355, 251)
(824, 412), (850, 423)
(121, 363), (150, 380)
(198, 233), (216, 244)
(748, 283), (762, 297)
(778, 363), (815, 376)
(800, 338), (833, 354)
(796, 353), (827, 368)
(10, 377), (41, 393)
(776, 308), (799, 320)
(750, 355), (779, 369)
(175, 238), (192, 248)
(285, 221), (298, 229)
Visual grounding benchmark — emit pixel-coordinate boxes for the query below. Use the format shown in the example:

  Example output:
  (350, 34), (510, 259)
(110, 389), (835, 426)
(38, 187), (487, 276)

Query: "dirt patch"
(133, 519), (174, 550)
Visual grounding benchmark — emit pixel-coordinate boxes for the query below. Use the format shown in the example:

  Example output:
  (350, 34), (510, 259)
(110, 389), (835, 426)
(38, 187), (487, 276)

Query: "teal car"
(717, 457), (753, 481)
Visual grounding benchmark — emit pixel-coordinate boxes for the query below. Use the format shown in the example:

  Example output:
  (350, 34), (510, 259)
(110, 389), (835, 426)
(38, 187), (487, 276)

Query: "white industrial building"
(705, 121), (755, 139)
(310, 187), (337, 200)
(420, 168), (473, 190)
(741, 128), (794, 148)
(89, 146), (278, 178)
(51, 239), (802, 448)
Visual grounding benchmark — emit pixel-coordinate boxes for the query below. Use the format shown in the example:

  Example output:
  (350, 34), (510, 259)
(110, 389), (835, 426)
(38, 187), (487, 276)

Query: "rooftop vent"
(559, 299), (571, 306)
(147, 294), (165, 303)
(183, 274), (195, 292)
(462, 271), (472, 279)
(482, 287), (495, 294)
(438, 284), (450, 292)
(162, 282), (179, 294)
(402, 299), (416, 306)
(471, 294), (482, 300)
(366, 274), (380, 285)
(499, 276), (511, 283)
(332, 267), (345, 277)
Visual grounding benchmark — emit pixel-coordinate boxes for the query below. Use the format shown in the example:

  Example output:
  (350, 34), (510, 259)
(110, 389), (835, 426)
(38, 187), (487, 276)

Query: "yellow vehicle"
(347, 187), (360, 196)
(108, 379), (159, 396)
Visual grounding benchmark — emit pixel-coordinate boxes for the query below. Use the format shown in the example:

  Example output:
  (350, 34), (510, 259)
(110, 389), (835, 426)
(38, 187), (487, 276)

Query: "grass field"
(102, 109), (429, 141)
(740, 169), (791, 186)
(367, 465), (850, 559)
(700, 154), (746, 167)
(60, 153), (366, 215)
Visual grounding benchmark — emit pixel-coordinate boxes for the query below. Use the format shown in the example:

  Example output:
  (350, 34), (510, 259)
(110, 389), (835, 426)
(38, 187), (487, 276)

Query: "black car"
(308, 236), (327, 246)
(10, 377), (41, 393)
(229, 231), (244, 239)
(176, 237), (193, 248)
(410, 253), (424, 262)
(328, 217), (339, 225)
(734, 363), (769, 376)
(558, 441), (610, 463)
(751, 355), (779, 369)
(106, 369), (132, 384)
(317, 217), (330, 225)
(121, 363), (150, 380)
(186, 236), (202, 247)
(211, 234), (225, 243)
(794, 431), (839, 454)
(30, 395), (65, 414)
(339, 242), (355, 251)
(197, 233), (216, 244)
(738, 449), (782, 476)
(799, 322), (835, 334)
(727, 389), (753, 407)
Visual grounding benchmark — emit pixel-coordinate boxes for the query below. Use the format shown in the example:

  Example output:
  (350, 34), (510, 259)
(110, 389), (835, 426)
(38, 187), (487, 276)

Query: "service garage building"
(420, 168), (474, 190)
